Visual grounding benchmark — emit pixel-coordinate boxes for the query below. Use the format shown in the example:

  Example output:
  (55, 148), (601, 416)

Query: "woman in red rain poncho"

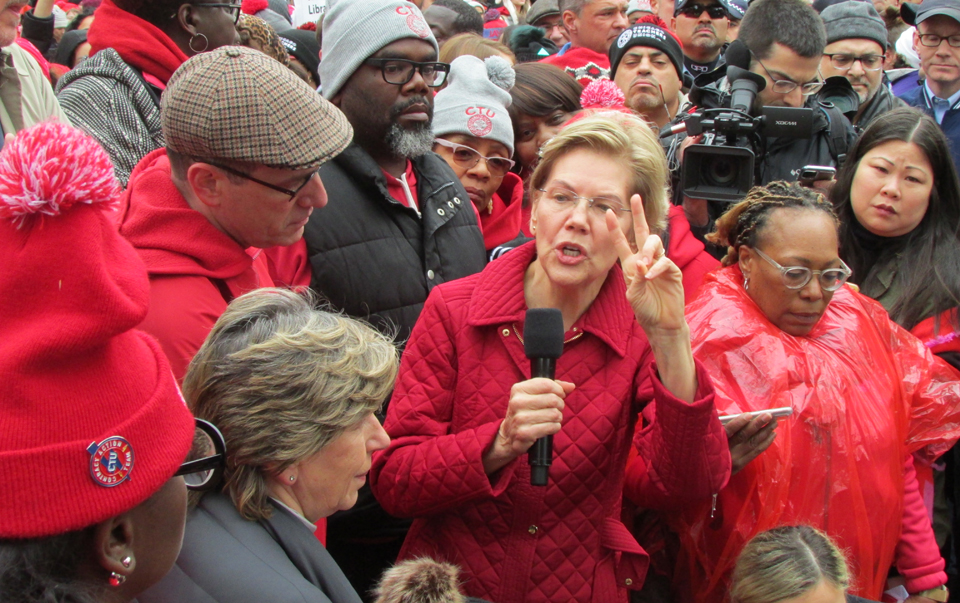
(674, 182), (960, 603)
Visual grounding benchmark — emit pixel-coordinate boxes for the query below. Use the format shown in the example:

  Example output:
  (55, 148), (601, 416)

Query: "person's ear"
(561, 9), (578, 34)
(670, 16), (677, 30)
(738, 246), (753, 278)
(92, 515), (137, 592)
(176, 3), (199, 36)
(186, 163), (228, 209)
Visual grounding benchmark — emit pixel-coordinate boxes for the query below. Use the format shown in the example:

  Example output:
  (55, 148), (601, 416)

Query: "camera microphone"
(523, 308), (564, 487)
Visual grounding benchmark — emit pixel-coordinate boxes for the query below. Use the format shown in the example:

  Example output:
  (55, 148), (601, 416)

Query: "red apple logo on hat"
(397, 6), (430, 38)
(466, 107), (494, 137)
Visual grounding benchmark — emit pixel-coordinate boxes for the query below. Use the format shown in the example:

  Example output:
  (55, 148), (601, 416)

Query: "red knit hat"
(0, 122), (195, 539)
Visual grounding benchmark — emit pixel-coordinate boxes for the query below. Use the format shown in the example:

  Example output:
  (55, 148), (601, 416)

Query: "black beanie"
(278, 29), (321, 87)
(609, 22), (684, 81)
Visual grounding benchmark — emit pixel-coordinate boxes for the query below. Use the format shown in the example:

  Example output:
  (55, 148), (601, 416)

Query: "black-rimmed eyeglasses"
(918, 33), (960, 48)
(752, 247), (851, 292)
(196, 2), (242, 24)
(174, 418), (226, 491)
(206, 161), (319, 200)
(364, 58), (450, 87)
(823, 53), (884, 72)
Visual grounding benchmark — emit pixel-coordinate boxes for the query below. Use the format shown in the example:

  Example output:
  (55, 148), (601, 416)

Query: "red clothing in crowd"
(370, 241), (730, 603)
(664, 205), (719, 304)
(539, 46), (612, 87)
(479, 171), (524, 250)
(117, 149), (276, 381)
(676, 266), (960, 601)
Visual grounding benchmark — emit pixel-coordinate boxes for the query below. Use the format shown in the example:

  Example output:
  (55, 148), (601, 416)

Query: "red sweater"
(540, 46), (612, 87)
(370, 241), (730, 603)
(118, 149), (276, 381)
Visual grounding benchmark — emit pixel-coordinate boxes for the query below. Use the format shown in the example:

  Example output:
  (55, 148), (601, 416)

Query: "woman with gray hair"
(140, 288), (397, 603)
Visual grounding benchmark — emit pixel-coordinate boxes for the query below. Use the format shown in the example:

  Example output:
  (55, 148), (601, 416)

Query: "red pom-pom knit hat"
(0, 122), (195, 539)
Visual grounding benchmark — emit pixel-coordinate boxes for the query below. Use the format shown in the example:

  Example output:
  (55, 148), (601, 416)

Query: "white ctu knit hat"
(432, 56), (516, 156)
(320, 0), (439, 100)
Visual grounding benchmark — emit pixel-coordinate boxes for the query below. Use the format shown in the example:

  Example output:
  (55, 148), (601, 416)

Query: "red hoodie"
(665, 205), (719, 305)
(117, 149), (276, 382)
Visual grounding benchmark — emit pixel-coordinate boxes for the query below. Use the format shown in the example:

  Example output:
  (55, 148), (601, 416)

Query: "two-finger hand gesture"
(606, 195), (687, 333)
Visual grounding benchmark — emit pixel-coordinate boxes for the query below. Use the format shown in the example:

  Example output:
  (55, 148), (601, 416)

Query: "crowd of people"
(3, 0), (960, 602)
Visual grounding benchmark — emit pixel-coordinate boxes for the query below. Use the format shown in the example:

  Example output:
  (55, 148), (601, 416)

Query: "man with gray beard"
(299, 1), (486, 598)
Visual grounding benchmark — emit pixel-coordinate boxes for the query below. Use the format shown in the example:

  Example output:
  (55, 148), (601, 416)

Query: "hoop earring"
(108, 572), (127, 587)
(188, 32), (209, 54)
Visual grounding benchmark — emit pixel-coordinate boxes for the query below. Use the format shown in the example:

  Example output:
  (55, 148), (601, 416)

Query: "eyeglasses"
(434, 139), (516, 177)
(677, 3), (727, 19)
(823, 53), (884, 72)
(753, 54), (824, 95)
(537, 186), (632, 218)
(174, 418), (227, 491)
(752, 247), (851, 292)
(196, 2), (242, 24)
(206, 161), (319, 200)
(918, 33), (960, 48)
(364, 58), (450, 88)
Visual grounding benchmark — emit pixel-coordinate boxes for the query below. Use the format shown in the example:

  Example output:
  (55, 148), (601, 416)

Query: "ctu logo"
(466, 106), (496, 118)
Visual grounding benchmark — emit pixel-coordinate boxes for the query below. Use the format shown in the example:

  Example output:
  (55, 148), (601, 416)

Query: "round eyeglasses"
(174, 418), (227, 491)
(754, 54), (824, 96)
(434, 139), (516, 177)
(751, 247), (852, 292)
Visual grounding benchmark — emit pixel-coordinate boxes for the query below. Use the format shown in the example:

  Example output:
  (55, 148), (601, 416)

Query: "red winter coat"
(118, 149), (276, 381)
(369, 241), (730, 603)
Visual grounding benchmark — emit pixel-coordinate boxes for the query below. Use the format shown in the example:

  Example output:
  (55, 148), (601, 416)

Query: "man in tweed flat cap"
(297, 0), (485, 596)
(117, 45), (352, 383)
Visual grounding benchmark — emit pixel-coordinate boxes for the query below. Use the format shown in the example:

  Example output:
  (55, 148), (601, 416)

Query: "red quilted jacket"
(370, 242), (730, 603)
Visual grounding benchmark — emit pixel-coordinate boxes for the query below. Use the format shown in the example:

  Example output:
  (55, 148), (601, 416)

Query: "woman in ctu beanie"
(0, 122), (203, 602)
(433, 55), (524, 253)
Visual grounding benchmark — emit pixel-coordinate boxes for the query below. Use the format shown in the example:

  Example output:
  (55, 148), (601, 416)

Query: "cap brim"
(916, 6), (960, 24)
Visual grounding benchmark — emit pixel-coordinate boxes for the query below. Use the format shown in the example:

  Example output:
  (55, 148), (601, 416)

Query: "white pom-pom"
(0, 121), (120, 228)
(485, 55), (516, 92)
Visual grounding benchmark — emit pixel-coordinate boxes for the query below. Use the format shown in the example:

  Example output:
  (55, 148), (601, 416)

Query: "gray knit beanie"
(432, 56), (515, 155)
(821, 1), (888, 50)
(320, 0), (439, 100)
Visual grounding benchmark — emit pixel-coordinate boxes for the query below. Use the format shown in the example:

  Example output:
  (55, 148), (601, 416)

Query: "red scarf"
(88, 0), (189, 86)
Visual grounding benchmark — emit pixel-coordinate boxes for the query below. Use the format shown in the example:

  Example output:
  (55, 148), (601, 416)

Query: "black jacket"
(686, 65), (858, 184)
(139, 493), (361, 603)
(304, 143), (486, 347)
(855, 83), (906, 128)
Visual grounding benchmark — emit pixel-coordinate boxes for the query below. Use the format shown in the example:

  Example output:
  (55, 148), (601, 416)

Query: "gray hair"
(183, 288), (399, 521)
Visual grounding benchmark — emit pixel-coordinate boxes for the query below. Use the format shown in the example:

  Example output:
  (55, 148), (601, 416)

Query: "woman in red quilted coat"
(369, 112), (731, 603)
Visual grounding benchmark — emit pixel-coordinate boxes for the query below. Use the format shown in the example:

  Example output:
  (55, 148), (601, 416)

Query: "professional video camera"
(663, 41), (816, 203)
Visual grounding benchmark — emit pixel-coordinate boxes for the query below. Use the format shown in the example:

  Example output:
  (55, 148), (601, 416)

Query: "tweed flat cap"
(162, 46), (352, 170)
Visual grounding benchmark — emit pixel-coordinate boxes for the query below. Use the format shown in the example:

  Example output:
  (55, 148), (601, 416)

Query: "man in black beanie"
(610, 16), (687, 128)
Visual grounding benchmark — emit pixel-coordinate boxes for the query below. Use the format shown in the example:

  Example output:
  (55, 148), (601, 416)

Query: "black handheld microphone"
(523, 308), (565, 486)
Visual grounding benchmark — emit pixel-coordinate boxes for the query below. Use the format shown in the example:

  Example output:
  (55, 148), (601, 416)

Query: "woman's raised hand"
(607, 194), (687, 334)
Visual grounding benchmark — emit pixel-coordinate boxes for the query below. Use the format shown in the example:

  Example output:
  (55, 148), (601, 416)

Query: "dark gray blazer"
(139, 492), (362, 603)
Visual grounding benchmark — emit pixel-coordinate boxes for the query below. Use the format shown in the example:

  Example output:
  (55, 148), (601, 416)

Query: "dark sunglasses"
(194, 2), (242, 24)
(174, 418), (226, 491)
(677, 3), (728, 18)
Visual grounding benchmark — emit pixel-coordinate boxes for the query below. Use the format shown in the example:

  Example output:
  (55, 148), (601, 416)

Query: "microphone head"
(524, 308), (564, 359)
(724, 39), (751, 70)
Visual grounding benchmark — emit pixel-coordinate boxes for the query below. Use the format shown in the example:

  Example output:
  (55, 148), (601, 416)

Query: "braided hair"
(707, 181), (839, 266)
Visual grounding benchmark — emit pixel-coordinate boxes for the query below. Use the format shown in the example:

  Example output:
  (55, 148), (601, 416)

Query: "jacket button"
(447, 201), (455, 208)
(528, 525), (538, 535)
(426, 270), (435, 280)
(453, 197), (462, 204)
(437, 208), (446, 216)
(625, 579), (633, 586)
(502, 328), (510, 336)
